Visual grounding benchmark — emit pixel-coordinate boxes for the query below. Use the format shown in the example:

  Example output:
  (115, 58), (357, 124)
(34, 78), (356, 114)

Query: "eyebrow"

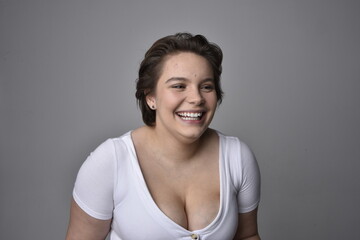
(165, 77), (187, 83)
(165, 77), (214, 84)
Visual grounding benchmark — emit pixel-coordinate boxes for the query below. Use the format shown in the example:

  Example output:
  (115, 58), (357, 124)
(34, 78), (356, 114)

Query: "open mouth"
(176, 112), (204, 121)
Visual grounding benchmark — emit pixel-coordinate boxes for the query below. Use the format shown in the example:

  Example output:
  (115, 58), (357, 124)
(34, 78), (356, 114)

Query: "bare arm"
(65, 199), (112, 240)
(233, 207), (260, 240)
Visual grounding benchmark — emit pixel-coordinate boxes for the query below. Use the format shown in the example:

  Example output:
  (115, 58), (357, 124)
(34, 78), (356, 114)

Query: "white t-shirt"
(73, 131), (260, 240)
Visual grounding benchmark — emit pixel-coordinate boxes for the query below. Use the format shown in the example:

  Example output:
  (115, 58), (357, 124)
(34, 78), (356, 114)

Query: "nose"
(187, 88), (204, 105)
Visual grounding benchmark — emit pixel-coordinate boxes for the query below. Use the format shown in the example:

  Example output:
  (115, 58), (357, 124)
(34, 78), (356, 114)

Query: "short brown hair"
(135, 32), (223, 126)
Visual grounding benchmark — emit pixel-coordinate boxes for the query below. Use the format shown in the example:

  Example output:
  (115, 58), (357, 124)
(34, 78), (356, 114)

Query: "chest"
(112, 162), (239, 240)
(137, 151), (220, 231)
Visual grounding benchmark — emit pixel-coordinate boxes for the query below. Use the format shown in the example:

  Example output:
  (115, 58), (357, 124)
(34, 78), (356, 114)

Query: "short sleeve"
(73, 139), (116, 220)
(237, 141), (261, 213)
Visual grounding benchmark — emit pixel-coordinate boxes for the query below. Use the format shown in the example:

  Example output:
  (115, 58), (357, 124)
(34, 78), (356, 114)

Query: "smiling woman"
(66, 33), (261, 240)
(145, 52), (218, 143)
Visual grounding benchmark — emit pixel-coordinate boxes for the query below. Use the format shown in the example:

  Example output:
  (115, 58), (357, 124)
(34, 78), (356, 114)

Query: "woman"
(66, 33), (261, 240)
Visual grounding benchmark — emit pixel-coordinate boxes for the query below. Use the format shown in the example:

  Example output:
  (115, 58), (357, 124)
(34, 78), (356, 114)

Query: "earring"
(152, 105), (155, 110)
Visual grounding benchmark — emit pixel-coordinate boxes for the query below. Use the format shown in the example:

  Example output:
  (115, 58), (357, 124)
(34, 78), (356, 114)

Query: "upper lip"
(176, 109), (207, 113)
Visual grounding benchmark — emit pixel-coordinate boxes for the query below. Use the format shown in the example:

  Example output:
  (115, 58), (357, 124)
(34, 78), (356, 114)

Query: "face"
(146, 52), (218, 142)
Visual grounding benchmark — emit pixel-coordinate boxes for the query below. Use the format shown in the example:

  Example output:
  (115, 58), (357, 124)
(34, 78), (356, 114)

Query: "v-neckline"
(126, 130), (224, 234)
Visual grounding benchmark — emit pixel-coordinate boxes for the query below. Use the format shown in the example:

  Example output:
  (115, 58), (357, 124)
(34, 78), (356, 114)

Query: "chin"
(177, 126), (209, 142)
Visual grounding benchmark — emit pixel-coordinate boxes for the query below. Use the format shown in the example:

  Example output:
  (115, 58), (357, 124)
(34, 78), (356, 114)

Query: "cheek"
(206, 93), (218, 105)
(157, 91), (181, 108)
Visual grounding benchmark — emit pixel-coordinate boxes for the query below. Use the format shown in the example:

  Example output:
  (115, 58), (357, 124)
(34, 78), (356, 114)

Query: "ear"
(146, 93), (156, 110)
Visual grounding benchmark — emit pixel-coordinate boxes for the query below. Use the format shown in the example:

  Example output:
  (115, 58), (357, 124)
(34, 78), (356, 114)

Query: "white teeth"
(177, 112), (203, 120)
(177, 112), (202, 117)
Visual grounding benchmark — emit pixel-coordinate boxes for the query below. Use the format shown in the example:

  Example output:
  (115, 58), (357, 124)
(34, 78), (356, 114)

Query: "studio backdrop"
(1, 0), (359, 239)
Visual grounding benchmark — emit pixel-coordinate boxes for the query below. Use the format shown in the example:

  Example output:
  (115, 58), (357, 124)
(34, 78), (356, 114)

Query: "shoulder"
(76, 131), (134, 179)
(72, 131), (134, 219)
(217, 131), (259, 186)
(95, 131), (135, 157)
(219, 131), (257, 172)
(217, 132), (261, 213)
(216, 130), (253, 158)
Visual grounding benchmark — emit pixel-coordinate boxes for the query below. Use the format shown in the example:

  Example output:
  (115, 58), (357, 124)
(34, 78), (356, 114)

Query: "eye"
(201, 84), (214, 92)
(171, 84), (186, 90)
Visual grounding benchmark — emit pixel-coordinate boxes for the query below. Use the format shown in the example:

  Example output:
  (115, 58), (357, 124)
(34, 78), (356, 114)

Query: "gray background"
(1, 0), (359, 239)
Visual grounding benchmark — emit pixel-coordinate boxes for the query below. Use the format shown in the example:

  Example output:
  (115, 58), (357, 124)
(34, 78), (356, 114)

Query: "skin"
(66, 199), (111, 240)
(145, 52), (218, 146)
(65, 52), (260, 240)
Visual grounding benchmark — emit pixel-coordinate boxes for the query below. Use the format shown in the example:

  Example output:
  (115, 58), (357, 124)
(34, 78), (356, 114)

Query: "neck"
(146, 126), (210, 164)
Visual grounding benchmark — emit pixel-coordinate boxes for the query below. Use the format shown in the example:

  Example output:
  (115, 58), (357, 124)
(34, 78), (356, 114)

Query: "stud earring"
(152, 105), (155, 109)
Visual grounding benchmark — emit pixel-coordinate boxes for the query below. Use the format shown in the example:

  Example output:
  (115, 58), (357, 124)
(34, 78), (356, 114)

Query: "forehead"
(160, 52), (213, 78)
